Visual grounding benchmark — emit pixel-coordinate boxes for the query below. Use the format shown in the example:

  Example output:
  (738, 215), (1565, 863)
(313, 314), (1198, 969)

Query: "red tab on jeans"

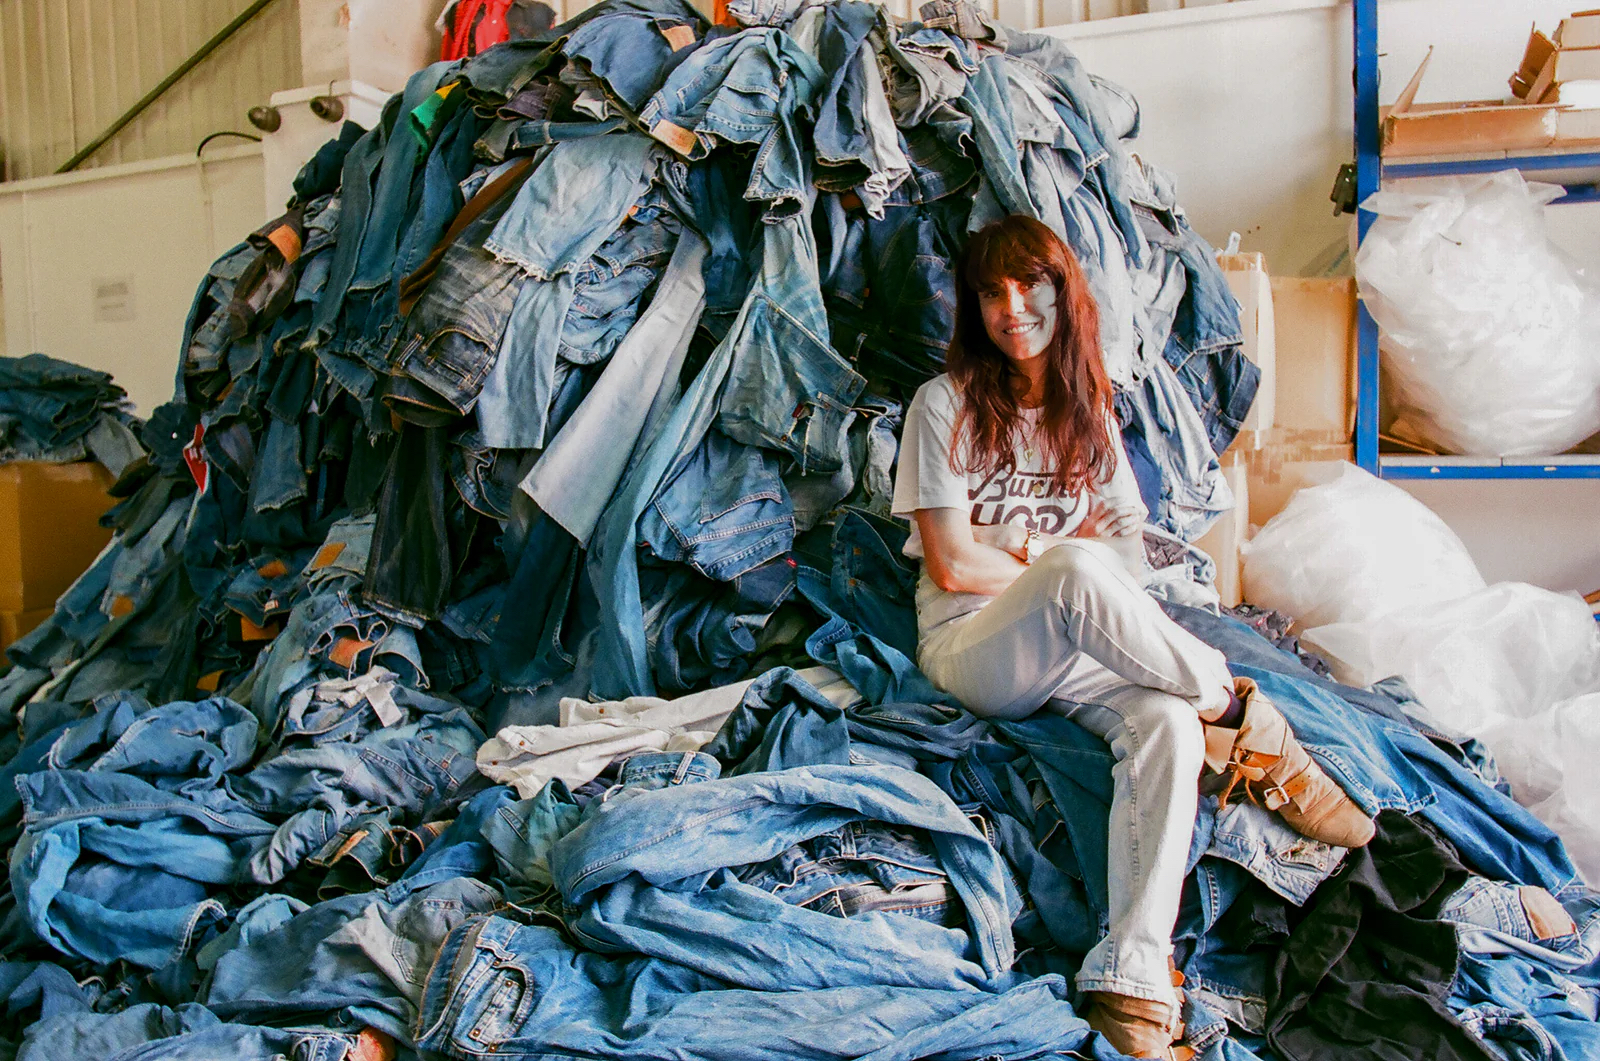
(183, 424), (209, 493)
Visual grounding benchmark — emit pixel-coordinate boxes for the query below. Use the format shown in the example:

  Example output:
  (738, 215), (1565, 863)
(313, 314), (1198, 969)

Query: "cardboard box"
(0, 608), (52, 663)
(0, 461), (115, 613)
(1383, 47), (1600, 158)
(1195, 463), (1247, 607)
(1235, 445), (1353, 530)
(1556, 11), (1600, 51)
(1539, 80), (1600, 106)
(1218, 252), (1276, 436)
(1269, 276), (1355, 443)
(1527, 45), (1600, 104)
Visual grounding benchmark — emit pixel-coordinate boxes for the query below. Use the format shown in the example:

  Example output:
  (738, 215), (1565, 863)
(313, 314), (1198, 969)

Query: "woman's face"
(977, 276), (1058, 364)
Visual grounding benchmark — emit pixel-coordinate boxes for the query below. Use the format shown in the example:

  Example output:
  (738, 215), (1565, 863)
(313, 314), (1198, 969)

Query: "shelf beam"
(1380, 456), (1600, 480)
(1352, 0), (1381, 475)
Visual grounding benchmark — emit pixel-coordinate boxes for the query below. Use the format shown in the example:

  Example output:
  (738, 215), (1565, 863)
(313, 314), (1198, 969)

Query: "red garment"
(439, 0), (514, 61)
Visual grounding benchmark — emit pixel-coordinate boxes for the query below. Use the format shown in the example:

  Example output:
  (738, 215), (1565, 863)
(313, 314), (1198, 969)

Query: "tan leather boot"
(1083, 992), (1194, 1060)
(1203, 677), (1376, 849)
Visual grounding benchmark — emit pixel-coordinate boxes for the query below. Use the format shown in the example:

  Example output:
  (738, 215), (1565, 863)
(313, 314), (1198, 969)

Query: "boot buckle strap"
(1258, 782), (1292, 811)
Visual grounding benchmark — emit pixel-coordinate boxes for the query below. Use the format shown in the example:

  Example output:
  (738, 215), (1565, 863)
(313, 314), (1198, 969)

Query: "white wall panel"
(0, 0), (300, 182)
(0, 145), (268, 412)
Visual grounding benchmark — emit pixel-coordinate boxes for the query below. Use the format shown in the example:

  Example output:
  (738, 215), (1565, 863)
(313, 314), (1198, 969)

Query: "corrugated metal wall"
(0, 0), (301, 182)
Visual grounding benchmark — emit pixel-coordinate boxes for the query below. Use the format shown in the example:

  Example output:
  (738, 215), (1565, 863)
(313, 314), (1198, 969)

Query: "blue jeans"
(390, 178), (529, 415)
(550, 762), (1017, 991)
(639, 428), (794, 581)
(13, 687), (485, 967)
(955, 55), (1034, 222)
(1132, 175), (1257, 455)
(810, 2), (899, 209)
(823, 197), (965, 389)
(1444, 878), (1600, 1061)
(201, 877), (501, 1041)
(414, 918), (1100, 1061)
(639, 26), (825, 215)
(524, 231), (709, 545)
(589, 213), (860, 698)
(562, 7), (705, 111)
(716, 200), (866, 472)
(1122, 356), (1235, 541)
(476, 133), (666, 449)
(14, 1003), (364, 1061)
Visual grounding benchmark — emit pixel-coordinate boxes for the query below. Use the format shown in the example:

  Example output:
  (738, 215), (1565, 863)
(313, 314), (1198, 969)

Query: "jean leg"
(917, 539), (1232, 720)
(1054, 684), (1204, 1007)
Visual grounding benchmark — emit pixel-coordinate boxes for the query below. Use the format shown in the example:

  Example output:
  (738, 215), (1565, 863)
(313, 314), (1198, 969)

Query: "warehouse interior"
(0, 0), (1597, 1058)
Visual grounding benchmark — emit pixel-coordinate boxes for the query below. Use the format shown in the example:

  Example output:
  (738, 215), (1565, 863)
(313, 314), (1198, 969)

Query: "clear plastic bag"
(1483, 693), (1600, 885)
(1355, 170), (1600, 456)
(1301, 582), (1600, 736)
(1302, 584), (1600, 883)
(1240, 463), (1485, 629)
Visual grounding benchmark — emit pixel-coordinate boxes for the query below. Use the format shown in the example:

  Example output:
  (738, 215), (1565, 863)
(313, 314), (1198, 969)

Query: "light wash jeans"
(917, 538), (1233, 1007)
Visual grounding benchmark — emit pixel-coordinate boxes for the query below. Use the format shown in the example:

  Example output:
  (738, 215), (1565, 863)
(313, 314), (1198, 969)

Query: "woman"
(891, 216), (1374, 1060)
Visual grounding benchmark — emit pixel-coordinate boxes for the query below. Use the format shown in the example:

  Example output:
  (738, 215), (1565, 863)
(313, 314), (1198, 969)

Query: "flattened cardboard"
(1384, 47), (1600, 157)
(1269, 277), (1356, 444)
(1513, 28), (1557, 98)
(1195, 464), (1247, 608)
(0, 461), (115, 613)
(1219, 252), (1276, 437)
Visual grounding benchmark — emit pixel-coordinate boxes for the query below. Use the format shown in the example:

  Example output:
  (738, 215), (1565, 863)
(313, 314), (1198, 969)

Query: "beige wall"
(0, 145), (268, 414)
(0, 0), (302, 182)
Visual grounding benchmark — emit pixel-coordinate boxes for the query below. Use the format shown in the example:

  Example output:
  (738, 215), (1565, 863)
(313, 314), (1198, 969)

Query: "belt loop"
(671, 751), (696, 786)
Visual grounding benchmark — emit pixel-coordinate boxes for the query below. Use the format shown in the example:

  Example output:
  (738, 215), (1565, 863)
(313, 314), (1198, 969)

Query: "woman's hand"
(1078, 496), (1144, 540)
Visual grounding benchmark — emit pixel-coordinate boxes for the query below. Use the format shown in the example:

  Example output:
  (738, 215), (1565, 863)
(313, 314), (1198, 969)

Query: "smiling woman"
(890, 215), (1374, 1060)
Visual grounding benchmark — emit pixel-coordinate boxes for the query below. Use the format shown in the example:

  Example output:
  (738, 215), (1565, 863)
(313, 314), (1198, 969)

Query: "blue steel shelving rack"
(1352, 0), (1600, 479)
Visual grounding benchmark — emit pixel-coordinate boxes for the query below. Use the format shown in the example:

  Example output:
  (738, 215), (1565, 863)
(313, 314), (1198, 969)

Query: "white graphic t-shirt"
(891, 373), (1147, 638)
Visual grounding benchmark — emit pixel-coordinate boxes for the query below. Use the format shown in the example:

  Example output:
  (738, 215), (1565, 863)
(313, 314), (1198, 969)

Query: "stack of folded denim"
(0, 2), (1590, 1059)
(0, 354), (145, 475)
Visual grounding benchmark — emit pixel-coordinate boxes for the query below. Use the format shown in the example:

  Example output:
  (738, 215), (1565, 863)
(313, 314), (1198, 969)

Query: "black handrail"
(55, 0), (282, 174)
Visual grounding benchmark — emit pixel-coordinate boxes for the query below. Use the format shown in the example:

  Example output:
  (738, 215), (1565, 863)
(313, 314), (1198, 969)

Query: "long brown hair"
(946, 215), (1117, 497)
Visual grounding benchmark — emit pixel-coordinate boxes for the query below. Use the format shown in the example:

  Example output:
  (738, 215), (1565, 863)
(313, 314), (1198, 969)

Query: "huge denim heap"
(0, 1), (1591, 1059)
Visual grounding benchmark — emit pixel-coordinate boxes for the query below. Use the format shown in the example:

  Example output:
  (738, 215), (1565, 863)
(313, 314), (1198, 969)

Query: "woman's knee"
(1033, 540), (1126, 597)
(1121, 693), (1206, 770)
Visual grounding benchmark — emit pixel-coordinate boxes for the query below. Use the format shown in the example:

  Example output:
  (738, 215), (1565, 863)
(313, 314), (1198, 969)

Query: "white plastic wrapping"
(1301, 583), (1600, 735)
(1240, 464), (1485, 629)
(1302, 584), (1600, 883)
(1355, 170), (1600, 456)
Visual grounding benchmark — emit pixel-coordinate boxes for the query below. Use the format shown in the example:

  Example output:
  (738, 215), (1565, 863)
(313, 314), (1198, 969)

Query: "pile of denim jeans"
(0, 355), (144, 476)
(0, 1), (1591, 1059)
